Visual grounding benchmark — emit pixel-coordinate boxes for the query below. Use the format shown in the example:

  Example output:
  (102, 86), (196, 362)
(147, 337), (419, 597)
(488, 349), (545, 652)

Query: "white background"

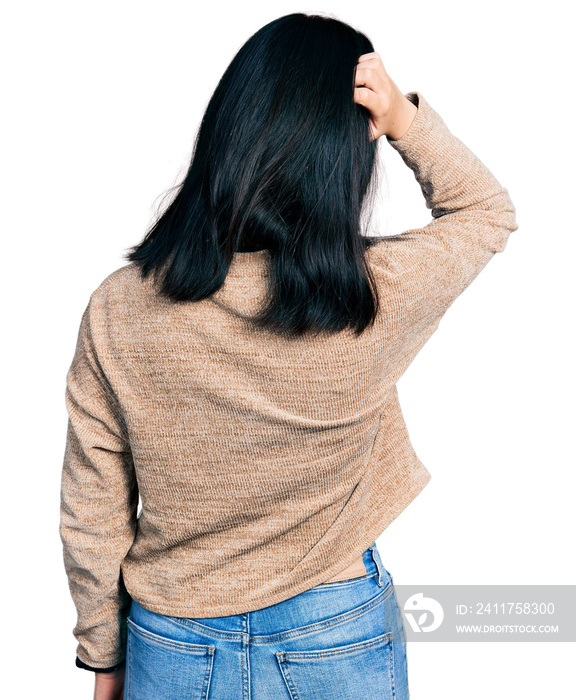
(2, 1), (574, 697)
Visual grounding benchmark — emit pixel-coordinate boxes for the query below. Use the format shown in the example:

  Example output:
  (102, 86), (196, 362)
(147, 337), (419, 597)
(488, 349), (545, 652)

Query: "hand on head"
(353, 53), (418, 141)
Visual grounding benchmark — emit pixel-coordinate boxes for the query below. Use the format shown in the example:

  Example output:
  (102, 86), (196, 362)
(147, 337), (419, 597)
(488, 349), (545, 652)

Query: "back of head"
(126, 12), (382, 337)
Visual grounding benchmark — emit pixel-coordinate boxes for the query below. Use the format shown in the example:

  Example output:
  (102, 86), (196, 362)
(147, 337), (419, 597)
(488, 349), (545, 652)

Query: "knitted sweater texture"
(59, 91), (519, 670)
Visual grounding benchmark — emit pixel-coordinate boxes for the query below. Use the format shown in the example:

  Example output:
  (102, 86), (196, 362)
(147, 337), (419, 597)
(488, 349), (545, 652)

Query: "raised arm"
(355, 53), (518, 378)
(376, 88), (518, 336)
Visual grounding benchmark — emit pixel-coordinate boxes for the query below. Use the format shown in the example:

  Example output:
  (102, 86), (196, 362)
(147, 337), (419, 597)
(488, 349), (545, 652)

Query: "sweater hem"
(125, 465), (432, 619)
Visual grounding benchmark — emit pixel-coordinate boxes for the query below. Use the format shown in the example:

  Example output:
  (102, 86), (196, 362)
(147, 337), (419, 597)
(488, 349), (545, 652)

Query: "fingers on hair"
(357, 51), (381, 64)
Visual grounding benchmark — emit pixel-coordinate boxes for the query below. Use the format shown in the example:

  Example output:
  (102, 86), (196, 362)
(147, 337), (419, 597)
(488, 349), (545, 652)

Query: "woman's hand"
(353, 53), (418, 141)
(93, 667), (125, 700)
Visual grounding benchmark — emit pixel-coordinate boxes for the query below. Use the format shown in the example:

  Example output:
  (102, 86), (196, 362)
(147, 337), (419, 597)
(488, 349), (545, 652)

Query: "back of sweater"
(59, 91), (519, 670)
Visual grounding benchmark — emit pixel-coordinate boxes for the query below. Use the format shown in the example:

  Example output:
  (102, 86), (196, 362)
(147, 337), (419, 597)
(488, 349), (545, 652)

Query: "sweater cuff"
(76, 655), (126, 673)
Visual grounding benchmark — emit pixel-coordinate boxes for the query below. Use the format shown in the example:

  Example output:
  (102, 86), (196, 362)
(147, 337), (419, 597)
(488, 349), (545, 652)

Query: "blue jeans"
(124, 541), (409, 699)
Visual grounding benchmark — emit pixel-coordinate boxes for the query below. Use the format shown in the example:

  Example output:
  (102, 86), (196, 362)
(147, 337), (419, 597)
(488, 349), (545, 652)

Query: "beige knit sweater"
(59, 91), (519, 669)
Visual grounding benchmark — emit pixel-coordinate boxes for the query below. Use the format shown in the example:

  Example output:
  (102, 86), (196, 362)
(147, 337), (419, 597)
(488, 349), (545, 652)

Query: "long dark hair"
(125, 12), (384, 338)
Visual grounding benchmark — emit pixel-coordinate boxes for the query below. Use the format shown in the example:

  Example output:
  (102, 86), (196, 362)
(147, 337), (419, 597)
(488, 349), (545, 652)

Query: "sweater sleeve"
(369, 91), (519, 352)
(59, 295), (139, 671)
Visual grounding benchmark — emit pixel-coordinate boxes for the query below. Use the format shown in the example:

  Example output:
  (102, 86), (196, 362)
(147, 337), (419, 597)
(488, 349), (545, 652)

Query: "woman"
(59, 12), (518, 700)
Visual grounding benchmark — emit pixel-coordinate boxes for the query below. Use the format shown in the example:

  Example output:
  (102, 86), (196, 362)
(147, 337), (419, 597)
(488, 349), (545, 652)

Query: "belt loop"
(368, 542), (385, 586)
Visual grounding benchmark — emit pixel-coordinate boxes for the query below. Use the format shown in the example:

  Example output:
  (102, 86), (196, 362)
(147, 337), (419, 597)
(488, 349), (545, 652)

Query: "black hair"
(125, 12), (384, 338)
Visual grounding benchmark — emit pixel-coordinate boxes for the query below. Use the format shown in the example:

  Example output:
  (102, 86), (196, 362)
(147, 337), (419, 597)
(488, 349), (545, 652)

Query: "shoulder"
(85, 263), (153, 330)
(364, 236), (406, 275)
(91, 262), (141, 297)
(88, 262), (152, 307)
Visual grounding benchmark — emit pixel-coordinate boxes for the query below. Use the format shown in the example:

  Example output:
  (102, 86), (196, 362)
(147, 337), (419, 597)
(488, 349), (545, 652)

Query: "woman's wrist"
(386, 97), (418, 141)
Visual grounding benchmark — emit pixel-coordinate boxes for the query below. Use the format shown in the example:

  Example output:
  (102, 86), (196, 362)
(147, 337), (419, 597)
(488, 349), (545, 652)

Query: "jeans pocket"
(275, 631), (395, 700)
(125, 616), (215, 700)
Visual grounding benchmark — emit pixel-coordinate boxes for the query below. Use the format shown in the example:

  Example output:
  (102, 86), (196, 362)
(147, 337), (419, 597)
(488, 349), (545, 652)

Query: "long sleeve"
(369, 91), (519, 351)
(59, 295), (139, 671)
